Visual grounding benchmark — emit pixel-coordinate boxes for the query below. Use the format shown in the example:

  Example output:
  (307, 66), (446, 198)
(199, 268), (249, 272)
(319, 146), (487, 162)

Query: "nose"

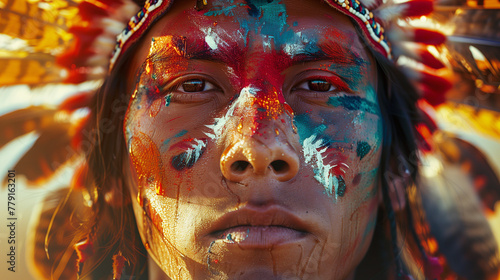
(219, 86), (300, 182)
(221, 138), (300, 182)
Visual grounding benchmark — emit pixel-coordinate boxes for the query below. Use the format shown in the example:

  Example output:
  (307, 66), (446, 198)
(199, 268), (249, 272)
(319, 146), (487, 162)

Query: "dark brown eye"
(181, 79), (205, 92)
(308, 80), (331, 92)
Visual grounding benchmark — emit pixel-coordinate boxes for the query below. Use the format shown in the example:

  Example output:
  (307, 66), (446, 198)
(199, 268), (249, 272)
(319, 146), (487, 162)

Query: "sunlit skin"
(123, 0), (383, 279)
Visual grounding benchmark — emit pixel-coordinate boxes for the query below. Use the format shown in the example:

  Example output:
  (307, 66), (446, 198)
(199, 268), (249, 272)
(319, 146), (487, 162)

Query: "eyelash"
(157, 77), (222, 103)
(175, 79), (218, 93)
(152, 74), (351, 104)
(293, 75), (350, 94)
(169, 77), (349, 92)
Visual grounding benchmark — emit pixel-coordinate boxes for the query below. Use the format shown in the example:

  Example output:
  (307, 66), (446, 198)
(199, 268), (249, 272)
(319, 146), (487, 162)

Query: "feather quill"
(0, 106), (57, 149)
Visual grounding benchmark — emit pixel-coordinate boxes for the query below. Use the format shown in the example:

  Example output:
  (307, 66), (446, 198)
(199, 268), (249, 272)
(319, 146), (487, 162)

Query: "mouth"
(206, 206), (310, 249)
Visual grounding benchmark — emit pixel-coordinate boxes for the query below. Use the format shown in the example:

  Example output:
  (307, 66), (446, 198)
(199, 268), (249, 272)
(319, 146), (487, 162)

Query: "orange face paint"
(129, 132), (166, 198)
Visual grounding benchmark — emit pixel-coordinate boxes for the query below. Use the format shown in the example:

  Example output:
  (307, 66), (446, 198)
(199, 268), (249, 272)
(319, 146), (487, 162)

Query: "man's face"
(123, 0), (383, 279)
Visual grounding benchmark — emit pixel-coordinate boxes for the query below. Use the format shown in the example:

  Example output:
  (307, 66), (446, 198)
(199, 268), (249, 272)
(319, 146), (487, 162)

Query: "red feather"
(418, 69), (453, 92)
(56, 27), (102, 69)
(59, 92), (94, 112)
(414, 29), (446, 45)
(420, 84), (447, 106)
(402, 0), (433, 18)
(417, 48), (445, 69)
(78, 1), (110, 21)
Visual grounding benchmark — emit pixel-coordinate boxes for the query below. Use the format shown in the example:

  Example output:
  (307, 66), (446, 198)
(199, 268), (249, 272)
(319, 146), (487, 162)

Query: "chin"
(222, 268), (296, 280)
(197, 236), (343, 280)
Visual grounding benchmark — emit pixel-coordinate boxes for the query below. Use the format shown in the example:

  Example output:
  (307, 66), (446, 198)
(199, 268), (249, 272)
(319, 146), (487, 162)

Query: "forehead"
(129, 0), (371, 72)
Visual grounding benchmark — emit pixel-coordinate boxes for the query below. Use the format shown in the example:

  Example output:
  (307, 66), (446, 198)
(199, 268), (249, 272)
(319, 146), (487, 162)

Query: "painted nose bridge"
(220, 87), (300, 182)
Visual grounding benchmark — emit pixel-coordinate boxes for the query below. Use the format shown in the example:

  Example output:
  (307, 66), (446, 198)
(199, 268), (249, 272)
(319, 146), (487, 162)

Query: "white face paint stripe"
(204, 86), (260, 140)
(302, 134), (340, 200)
(181, 138), (207, 166)
(203, 27), (221, 50)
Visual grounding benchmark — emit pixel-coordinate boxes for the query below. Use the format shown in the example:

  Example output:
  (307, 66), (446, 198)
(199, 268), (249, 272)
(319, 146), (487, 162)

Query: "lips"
(206, 206), (310, 249)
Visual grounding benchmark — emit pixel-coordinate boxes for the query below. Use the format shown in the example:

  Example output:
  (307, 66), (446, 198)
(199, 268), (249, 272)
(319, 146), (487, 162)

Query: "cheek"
(129, 132), (167, 198)
(125, 93), (168, 198)
(136, 187), (198, 277)
(314, 192), (379, 272)
(126, 88), (212, 185)
(297, 110), (382, 201)
(124, 94), (217, 238)
(125, 115), (172, 244)
(124, 122), (204, 265)
(338, 196), (379, 262)
(348, 112), (383, 188)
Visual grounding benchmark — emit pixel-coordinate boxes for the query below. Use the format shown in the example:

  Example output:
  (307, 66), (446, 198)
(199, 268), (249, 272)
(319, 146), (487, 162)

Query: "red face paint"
(321, 146), (350, 177)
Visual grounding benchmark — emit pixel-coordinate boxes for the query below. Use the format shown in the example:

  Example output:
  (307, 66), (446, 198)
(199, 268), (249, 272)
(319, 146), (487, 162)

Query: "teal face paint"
(295, 113), (353, 200)
(295, 78), (382, 201)
(294, 114), (327, 145)
(336, 175), (346, 197)
(356, 141), (371, 160)
(239, 0), (295, 47)
(327, 95), (379, 114)
(165, 93), (172, 106)
(205, 0), (298, 49)
(170, 139), (207, 171)
(161, 129), (188, 151)
(174, 130), (188, 137)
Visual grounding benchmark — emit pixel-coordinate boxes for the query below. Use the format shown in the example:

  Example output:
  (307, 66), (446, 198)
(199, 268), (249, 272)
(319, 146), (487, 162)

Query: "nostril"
(231, 161), (250, 174)
(221, 139), (300, 182)
(270, 160), (289, 174)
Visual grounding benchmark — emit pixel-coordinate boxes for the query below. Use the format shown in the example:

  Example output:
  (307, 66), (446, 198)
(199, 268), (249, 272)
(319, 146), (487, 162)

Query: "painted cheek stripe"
(303, 134), (343, 200)
(171, 138), (207, 170)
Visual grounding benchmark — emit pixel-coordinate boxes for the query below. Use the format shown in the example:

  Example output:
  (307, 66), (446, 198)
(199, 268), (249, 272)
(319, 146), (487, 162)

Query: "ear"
(379, 156), (410, 211)
(387, 171), (408, 211)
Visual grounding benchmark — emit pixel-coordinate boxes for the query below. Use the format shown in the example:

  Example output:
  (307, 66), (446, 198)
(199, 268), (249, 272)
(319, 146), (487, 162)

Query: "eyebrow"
(145, 35), (366, 69)
(286, 37), (366, 66)
(146, 36), (243, 66)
